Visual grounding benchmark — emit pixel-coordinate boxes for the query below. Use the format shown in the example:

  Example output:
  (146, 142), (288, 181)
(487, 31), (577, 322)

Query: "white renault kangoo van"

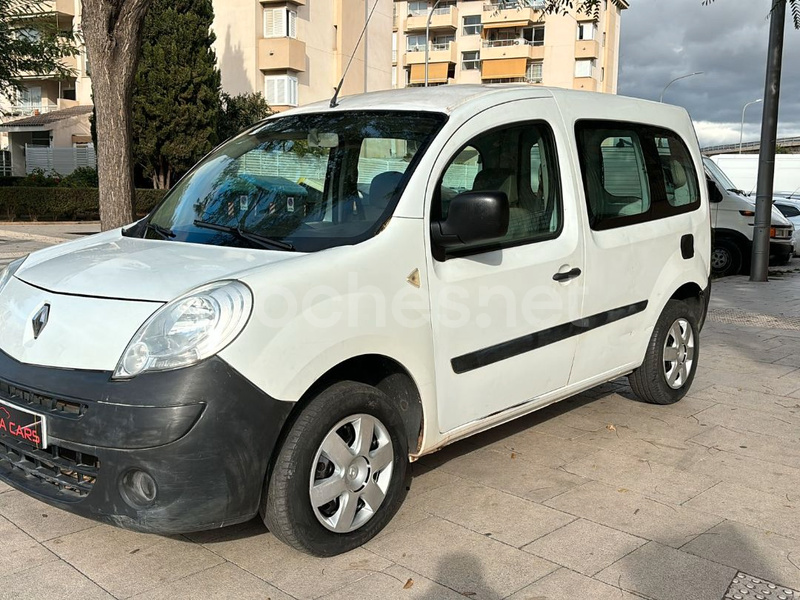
(0, 86), (711, 556)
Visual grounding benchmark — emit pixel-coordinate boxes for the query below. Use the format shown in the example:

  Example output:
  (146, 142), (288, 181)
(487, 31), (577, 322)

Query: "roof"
(284, 84), (555, 116)
(0, 105), (93, 130)
(278, 84), (680, 124)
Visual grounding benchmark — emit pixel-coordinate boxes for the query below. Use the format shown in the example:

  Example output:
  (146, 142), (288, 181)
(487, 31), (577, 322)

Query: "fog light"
(120, 470), (158, 508)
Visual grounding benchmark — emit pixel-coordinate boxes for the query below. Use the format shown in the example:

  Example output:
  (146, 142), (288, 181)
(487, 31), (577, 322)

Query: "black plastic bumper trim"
(0, 351), (295, 534)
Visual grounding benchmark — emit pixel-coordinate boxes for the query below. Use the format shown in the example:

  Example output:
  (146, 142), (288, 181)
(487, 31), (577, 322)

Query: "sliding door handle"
(553, 267), (582, 282)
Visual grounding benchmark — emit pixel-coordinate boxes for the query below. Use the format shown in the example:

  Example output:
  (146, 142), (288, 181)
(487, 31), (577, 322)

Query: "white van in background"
(704, 157), (794, 277)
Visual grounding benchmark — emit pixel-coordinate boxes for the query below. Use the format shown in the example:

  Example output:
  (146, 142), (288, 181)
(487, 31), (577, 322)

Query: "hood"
(16, 230), (300, 302)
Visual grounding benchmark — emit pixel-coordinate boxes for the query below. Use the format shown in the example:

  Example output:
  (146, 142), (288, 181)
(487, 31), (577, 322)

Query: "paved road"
(0, 222), (99, 269)
(2, 226), (800, 600)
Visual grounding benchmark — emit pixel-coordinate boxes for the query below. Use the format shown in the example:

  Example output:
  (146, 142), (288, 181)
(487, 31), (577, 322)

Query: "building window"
(392, 65), (397, 88)
(408, 1), (428, 16)
(264, 7), (297, 39)
(265, 75), (299, 107)
(575, 58), (595, 78)
(407, 34), (427, 53)
(462, 51), (480, 71)
(577, 22), (595, 41)
(30, 131), (51, 147)
(432, 34), (454, 50)
(463, 15), (482, 36)
(526, 61), (543, 83)
(524, 26), (545, 46)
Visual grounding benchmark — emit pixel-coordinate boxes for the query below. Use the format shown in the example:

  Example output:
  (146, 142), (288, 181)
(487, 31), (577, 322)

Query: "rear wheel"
(262, 381), (409, 556)
(711, 238), (742, 277)
(629, 300), (699, 405)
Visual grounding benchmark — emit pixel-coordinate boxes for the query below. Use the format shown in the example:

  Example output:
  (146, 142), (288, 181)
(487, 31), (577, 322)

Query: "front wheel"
(629, 300), (699, 405)
(262, 381), (409, 556)
(711, 238), (743, 277)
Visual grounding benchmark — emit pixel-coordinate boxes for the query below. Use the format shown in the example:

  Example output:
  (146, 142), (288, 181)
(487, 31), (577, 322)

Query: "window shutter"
(288, 10), (297, 38)
(264, 8), (286, 38)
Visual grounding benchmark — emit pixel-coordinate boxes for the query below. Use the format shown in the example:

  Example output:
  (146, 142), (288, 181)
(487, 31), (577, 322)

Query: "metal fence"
(0, 151), (10, 177)
(25, 145), (97, 175)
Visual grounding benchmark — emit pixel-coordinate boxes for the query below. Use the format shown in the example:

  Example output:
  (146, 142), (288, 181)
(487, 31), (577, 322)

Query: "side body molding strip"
(451, 300), (649, 374)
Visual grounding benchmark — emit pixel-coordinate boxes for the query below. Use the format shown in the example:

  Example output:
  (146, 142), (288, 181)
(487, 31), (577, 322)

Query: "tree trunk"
(80, 0), (153, 230)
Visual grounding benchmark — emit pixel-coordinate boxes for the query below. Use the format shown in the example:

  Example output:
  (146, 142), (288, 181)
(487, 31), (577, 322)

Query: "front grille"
(0, 380), (85, 418)
(0, 436), (99, 498)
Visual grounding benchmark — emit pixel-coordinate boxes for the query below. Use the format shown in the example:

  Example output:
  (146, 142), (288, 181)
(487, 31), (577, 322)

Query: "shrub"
(0, 187), (168, 221)
(16, 168), (61, 188)
(60, 167), (99, 188)
(0, 176), (23, 187)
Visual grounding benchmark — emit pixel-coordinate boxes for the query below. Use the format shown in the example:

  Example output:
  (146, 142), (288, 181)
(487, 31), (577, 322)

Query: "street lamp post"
(424, 0), (443, 87)
(739, 99), (762, 154)
(659, 72), (704, 103)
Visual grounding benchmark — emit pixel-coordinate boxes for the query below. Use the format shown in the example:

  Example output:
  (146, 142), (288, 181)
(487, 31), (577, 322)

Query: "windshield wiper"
(192, 220), (294, 251)
(147, 222), (176, 239)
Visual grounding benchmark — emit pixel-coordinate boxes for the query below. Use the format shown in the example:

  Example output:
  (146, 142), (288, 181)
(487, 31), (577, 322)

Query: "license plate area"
(0, 398), (47, 449)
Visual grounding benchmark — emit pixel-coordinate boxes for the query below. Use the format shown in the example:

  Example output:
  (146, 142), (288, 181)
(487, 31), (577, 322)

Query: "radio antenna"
(330, 0), (382, 108)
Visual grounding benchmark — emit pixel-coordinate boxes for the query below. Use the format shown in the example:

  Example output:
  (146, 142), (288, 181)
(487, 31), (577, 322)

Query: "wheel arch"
(669, 281), (708, 331)
(712, 228), (751, 250)
(279, 354), (425, 458)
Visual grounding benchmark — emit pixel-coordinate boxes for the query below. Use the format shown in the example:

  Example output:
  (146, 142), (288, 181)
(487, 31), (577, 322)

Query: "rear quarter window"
(576, 120), (701, 230)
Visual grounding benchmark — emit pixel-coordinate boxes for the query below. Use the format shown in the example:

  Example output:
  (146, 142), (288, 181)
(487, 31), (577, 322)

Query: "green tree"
(132, 0), (221, 190)
(218, 92), (273, 142)
(0, 0), (78, 104)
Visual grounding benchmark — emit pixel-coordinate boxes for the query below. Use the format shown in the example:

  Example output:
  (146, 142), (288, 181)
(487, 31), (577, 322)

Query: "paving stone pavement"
(3, 226), (800, 599)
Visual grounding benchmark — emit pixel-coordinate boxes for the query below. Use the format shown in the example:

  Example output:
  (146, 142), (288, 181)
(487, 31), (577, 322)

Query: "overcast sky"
(617, 0), (800, 148)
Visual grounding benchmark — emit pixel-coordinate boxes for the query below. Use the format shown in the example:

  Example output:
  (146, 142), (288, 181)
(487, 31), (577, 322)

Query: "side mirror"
(431, 191), (509, 249)
(707, 179), (723, 203)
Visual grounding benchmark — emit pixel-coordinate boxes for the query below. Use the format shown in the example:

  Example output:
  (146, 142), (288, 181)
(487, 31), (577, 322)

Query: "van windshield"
(703, 157), (739, 193)
(140, 111), (446, 252)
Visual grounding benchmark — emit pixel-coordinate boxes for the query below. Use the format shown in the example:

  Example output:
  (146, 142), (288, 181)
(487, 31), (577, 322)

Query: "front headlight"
(0, 257), (26, 296)
(113, 280), (253, 379)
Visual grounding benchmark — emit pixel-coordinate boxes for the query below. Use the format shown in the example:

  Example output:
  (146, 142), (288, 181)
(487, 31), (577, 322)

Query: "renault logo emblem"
(32, 304), (50, 339)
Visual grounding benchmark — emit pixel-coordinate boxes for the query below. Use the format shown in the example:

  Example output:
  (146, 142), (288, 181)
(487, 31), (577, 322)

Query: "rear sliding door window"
(576, 121), (700, 230)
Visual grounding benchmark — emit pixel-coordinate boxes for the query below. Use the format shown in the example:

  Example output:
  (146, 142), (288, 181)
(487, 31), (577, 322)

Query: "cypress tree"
(132, 0), (221, 189)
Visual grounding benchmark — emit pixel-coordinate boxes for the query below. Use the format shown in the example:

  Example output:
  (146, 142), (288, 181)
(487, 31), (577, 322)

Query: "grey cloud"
(618, 0), (800, 146)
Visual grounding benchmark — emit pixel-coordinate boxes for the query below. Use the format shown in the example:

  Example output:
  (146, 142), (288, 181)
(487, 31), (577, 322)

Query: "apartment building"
(392, 0), (627, 93)
(211, 0), (393, 111)
(0, 0), (93, 175)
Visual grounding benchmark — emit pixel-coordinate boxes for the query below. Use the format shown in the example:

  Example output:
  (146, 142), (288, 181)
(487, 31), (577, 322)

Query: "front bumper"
(0, 350), (294, 534)
(770, 240), (793, 261)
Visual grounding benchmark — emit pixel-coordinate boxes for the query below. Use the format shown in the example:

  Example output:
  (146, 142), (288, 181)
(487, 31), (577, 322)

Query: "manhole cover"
(707, 308), (800, 331)
(724, 572), (799, 599)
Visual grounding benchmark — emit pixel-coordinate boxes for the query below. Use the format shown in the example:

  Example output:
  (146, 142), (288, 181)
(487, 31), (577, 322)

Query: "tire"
(629, 300), (699, 405)
(711, 238), (742, 277)
(262, 381), (409, 556)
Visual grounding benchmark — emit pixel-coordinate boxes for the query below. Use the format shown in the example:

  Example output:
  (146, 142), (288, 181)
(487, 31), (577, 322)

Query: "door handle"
(553, 267), (582, 282)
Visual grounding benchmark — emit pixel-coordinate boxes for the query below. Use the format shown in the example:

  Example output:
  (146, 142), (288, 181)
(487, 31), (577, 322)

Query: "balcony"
(405, 5), (459, 32)
(260, 0), (305, 5)
(575, 39), (600, 59)
(481, 38), (544, 61)
(404, 41), (458, 66)
(573, 77), (598, 92)
(258, 37), (306, 72)
(0, 103), (60, 122)
(482, 1), (543, 27)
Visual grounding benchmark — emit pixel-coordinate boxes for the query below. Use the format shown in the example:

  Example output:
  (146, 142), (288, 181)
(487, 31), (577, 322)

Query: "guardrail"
(483, 0), (546, 10)
(482, 38), (542, 47)
(702, 136), (800, 154)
